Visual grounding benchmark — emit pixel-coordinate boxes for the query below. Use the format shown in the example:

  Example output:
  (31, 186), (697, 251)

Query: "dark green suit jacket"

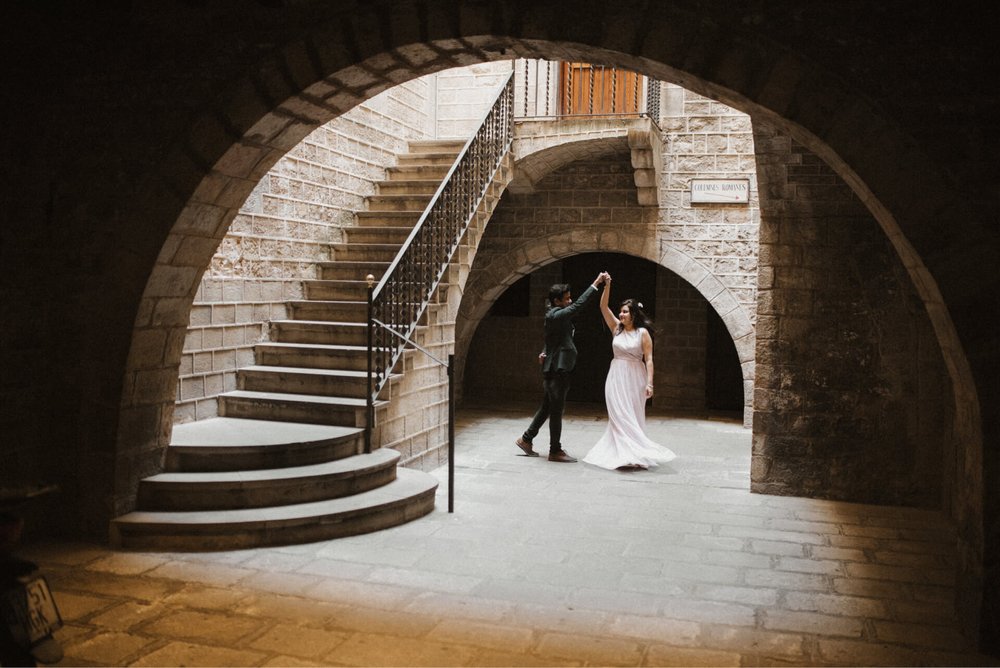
(541, 284), (598, 374)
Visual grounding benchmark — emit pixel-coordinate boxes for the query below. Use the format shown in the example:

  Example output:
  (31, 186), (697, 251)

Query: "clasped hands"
(594, 271), (612, 287)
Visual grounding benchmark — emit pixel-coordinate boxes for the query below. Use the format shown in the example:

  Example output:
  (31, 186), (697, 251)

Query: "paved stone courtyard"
(22, 404), (996, 666)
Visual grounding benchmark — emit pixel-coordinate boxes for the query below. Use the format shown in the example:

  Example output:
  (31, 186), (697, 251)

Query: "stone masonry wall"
(462, 156), (662, 399)
(659, 84), (760, 319)
(435, 62), (514, 138)
(462, 87), (758, 418)
(657, 269), (709, 410)
(175, 64), (521, 423)
(175, 80), (433, 422)
(463, 265), (560, 404)
(751, 120), (954, 508)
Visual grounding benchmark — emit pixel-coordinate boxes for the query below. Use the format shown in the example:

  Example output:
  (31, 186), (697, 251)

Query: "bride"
(583, 274), (677, 471)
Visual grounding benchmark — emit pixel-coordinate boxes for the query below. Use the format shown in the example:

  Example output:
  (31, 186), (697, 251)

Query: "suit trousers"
(523, 371), (571, 452)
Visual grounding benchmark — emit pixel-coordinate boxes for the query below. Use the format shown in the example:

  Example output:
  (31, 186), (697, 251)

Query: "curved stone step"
(166, 418), (362, 472)
(110, 468), (438, 550)
(238, 365), (375, 398)
(139, 449), (400, 511)
(219, 389), (375, 426)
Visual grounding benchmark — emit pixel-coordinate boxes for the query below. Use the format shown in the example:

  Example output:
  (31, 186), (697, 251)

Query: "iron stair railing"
(364, 72), (514, 478)
(515, 59), (661, 128)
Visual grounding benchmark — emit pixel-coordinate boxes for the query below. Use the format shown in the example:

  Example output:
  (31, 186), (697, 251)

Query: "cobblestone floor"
(20, 403), (998, 666)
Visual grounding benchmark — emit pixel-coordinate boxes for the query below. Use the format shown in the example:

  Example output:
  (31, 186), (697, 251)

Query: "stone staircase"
(111, 140), (471, 550)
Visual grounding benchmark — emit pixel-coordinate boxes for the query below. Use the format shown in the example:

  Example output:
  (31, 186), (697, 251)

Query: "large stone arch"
(84, 0), (985, 643)
(455, 231), (755, 421)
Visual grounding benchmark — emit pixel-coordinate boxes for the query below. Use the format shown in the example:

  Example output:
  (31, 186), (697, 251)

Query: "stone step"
(364, 194), (435, 212)
(386, 164), (452, 181)
(166, 418), (362, 472)
(238, 365), (375, 398)
(376, 180), (442, 196)
(288, 300), (366, 323)
(110, 468), (438, 550)
(303, 279), (370, 301)
(331, 243), (400, 263)
(355, 210), (421, 227)
(270, 320), (367, 346)
(317, 260), (389, 281)
(219, 389), (374, 427)
(342, 226), (415, 244)
(255, 342), (369, 370)
(138, 449), (400, 511)
(314, 263), (436, 287)
(408, 139), (466, 153)
(395, 152), (459, 167)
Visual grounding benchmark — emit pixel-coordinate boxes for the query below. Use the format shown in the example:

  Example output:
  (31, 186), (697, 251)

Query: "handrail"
(365, 71), (514, 457)
(366, 307), (457, 513)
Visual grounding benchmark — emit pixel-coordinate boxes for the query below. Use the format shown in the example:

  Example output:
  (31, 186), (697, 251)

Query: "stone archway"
(118, 18), (978, 521)
(455, 232), (755, 424)
(97, 2), (985, 642)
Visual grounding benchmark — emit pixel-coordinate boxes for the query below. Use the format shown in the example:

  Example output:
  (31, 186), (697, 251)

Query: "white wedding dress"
(583, 328), (677, 470)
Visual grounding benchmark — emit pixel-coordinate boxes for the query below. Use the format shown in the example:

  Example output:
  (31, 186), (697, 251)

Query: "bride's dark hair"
(616, 298), (655, 336)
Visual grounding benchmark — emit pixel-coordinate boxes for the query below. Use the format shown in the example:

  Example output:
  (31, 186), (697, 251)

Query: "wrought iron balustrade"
(365, 72), (514, 452)
(515, 58), (661, 127)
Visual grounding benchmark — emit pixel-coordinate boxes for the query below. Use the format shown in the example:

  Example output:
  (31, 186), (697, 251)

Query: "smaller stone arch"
(510, 118), (663, 206)
(456, 229), (755, 425)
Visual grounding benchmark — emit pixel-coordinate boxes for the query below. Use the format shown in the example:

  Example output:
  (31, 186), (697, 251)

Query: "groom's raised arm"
(550, 273), (604, 320)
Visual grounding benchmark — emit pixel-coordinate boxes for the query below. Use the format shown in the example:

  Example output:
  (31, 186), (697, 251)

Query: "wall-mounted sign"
(690, 179), (750, 204)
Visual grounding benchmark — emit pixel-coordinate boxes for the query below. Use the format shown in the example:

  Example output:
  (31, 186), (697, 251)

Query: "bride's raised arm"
(599, 273), (618, 333)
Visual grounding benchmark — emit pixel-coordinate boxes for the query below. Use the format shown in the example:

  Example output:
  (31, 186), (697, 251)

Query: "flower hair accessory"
(637, 302), (643, 309)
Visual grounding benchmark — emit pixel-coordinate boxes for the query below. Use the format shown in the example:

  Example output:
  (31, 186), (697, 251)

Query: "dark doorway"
(562, 252), (657, 404)
(705, 304), (743, 412)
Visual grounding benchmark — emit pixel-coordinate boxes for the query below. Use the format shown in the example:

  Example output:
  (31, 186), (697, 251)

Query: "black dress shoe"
(548, 449), (577, 463)
(515, 437), (539, 457)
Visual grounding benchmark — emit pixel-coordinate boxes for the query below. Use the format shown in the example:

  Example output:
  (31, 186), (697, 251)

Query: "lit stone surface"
(26, 407), (987, 666)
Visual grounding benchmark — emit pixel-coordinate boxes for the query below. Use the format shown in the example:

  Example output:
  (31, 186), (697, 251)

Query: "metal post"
(365, 274), (375, 454)
(447, 354), (455, 513)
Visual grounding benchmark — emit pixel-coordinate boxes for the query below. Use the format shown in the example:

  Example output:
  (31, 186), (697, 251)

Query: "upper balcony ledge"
(509, 116), (663, 206)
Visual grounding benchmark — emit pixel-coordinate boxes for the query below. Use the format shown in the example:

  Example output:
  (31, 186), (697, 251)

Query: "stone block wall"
(658, 84), (759, 320)
(751, 120), (954, 508)
(175, 79), (433, 422)
(461, 86), (758, 418)
(435, 61), (514, 138)
(175, 64), (521, 424)
(461, 156), (657, 399)
(657, 270), (709, 410)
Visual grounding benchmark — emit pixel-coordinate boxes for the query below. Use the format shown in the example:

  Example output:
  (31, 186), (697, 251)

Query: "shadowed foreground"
(21, 404), (996, 666)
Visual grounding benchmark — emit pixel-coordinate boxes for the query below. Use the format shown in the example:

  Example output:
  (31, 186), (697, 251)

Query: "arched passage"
(456, 233), (756, 421)
(462, 251), (747, 417)
(21, 1), (975, 645)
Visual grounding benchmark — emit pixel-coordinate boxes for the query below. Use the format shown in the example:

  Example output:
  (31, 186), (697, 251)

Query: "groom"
(516, 272), (608, 462)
